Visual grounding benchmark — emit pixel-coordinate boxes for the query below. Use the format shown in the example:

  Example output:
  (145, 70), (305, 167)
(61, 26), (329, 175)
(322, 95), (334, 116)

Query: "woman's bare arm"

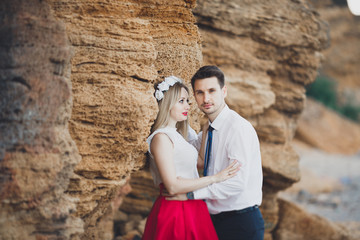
(151, 133), (239, 195)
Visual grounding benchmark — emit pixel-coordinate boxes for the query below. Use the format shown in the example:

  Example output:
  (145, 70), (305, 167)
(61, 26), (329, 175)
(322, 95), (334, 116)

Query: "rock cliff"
(295, 1), (360, 155)
(193, 0), (329, 238)
(51, 0), (202, 239)
(122, 1), (335, 240)
(274, 198), (351, 240)
(1, 0), (352, 239)
(296, 98), (360, 155)
(309, 0), (360, 93)
(1, 0), (202, 239)
(0, 0), (83, 239)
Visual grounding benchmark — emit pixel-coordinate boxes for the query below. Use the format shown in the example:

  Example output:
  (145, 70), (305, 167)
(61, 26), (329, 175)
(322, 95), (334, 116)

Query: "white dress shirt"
(188, 105), (263, 214)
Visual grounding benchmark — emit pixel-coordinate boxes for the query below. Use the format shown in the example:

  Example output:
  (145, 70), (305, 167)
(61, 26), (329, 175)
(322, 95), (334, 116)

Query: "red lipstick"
(182, 112), (188, 116)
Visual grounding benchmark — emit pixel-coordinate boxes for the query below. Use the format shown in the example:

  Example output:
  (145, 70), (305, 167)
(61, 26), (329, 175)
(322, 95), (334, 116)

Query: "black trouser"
(210, 206), (264, 240)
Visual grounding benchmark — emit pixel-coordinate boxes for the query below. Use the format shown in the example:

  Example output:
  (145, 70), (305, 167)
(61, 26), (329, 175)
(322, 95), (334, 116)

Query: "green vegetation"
(306, 75), (360, 122)
(338, 101), (360, 122)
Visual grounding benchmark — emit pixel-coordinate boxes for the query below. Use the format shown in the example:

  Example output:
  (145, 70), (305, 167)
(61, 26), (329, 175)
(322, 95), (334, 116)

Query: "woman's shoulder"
(147, 127), (177, 146)
(151, 132), (173, 145)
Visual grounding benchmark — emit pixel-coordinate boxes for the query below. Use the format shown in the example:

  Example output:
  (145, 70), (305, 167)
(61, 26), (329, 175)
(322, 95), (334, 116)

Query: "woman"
(142, 76), (239, 240)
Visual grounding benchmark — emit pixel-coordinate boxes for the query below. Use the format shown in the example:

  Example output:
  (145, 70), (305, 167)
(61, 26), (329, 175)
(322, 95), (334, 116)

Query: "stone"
(47, 0), (202, 238)
(120, 0), (332, 239)
(137, 218), (147, 234)
(284, 167), (343, 195)
(313, 3), (360, 105)
(274, 198), (351, 240)
(296, 98), (360, 154)
(261, 143), (301, 191)
(192, 1), (329, 237)
(119, 170), (158, 216)
(3, 0), (354, 239)
(122, 230), (141, 240)
(0, 0), (83, 238)
(128, 214), (142, 224)
(114, 210), (129, 223)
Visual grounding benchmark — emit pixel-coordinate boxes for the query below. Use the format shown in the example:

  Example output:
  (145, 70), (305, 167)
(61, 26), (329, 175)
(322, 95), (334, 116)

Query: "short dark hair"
(191, 65), (225, 89)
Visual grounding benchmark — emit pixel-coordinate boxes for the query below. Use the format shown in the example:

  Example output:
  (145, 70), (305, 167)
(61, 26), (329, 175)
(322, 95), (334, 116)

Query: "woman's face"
(170, 87), (190, 123)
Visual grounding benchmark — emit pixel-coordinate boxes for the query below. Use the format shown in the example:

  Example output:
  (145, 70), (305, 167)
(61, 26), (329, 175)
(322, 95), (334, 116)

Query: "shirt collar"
(209, 104), (230, 131)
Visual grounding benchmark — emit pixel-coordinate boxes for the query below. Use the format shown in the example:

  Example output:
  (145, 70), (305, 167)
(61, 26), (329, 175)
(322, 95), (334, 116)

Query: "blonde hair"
(150, 82), (189, 140)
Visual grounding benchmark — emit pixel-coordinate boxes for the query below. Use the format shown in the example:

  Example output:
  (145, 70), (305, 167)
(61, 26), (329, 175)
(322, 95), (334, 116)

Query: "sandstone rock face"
(274, 198), (351, 240)
(120, 1), (333, 239)
(119, 170), (157, 216)
(1, 0), (340, 239)
(0, 0), (83, 239)
(193, 0), (329, 238)
(296, 98), (360, 155)
(47, 0), (202, 239)
(293, 1), (360, 155)
(310, 1), (360, 104)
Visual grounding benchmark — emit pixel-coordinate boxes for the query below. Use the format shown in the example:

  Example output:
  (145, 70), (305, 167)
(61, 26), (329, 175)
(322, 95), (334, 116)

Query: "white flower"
(157, 81), (170, 92)
(155, 90), (164, 101)
(165, 76), (182, 86)
(154, 76), (183, 101)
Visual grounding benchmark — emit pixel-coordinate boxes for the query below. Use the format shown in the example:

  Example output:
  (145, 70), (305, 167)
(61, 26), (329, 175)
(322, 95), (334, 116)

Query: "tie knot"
(208, 125), (214, 132)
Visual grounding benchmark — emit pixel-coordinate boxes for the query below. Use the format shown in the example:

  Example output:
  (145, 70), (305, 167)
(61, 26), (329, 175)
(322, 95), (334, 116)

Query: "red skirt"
(142, 186), (218, 240)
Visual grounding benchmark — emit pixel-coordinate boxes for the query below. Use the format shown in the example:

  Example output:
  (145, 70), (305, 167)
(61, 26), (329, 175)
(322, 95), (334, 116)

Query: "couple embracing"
(142, 66), (265, 240)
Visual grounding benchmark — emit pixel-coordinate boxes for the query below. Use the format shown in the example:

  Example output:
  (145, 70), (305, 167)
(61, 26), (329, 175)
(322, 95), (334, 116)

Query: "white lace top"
(146, 127), (199, 186)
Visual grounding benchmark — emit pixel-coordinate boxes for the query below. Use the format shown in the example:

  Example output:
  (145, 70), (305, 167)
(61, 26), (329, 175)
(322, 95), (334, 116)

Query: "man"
(188, 65), (264, 240)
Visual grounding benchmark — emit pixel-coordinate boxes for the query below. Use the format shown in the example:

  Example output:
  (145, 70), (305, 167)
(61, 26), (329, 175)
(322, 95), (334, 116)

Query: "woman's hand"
(211, 161), (241, 183)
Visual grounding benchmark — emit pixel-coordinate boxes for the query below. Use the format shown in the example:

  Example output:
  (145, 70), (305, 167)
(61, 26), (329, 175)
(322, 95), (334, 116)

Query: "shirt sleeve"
(193, 123), (260, 200)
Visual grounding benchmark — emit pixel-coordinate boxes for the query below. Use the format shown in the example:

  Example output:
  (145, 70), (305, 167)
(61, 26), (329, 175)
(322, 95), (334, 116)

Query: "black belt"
(211, 205), (259, 220)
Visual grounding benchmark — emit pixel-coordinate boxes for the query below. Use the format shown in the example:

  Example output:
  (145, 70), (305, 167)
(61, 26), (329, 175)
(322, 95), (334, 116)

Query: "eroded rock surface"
(294, 1), (360, 155)
(2, 0), (346, 239)
(274, 198), (352, 240)
(310, 0), (360, 96)
(0, 0), (83, 239)
(296, 98), (360, 155)
(47, 0), (202, 239)
(193, 0), (329, 238)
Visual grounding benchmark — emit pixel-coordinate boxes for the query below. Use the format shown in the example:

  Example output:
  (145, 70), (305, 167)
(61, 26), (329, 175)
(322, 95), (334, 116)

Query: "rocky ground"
(280, 140), (360, 238)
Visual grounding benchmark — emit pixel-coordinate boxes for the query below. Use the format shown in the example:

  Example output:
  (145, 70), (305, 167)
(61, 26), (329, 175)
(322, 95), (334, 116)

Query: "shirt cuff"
(193, 187), (209, 200)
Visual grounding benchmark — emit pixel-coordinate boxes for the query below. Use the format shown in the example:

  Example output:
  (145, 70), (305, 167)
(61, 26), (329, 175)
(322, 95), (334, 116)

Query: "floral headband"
(155, 76), (183, 101)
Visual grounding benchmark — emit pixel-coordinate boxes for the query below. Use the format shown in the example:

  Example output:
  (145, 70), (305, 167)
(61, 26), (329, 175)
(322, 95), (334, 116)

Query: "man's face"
(193, 77), (227, 121)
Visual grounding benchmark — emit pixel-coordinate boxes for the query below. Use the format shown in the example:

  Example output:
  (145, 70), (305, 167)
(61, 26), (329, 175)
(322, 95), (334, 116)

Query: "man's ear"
(222, 85), (227, 98)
